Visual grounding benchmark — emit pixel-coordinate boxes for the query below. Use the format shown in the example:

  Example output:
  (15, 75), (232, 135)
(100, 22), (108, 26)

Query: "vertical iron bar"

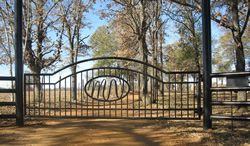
(120, 70), (122, 118)
(43, 76), (45, 116)
(144, 75), (146, 118)
(97, 69), (100, 117)
(174, 74), (176, 118)
(138, 74), (141, 118)
(187, 74), (189, 119)
(198, 73), (201, 119)
(115, 69), (117, 118)
(127, 70), (129, 118)
(216, 78), (218, 101)
(231, 91), (234, 130)
(24, 75), (26, 116)
(33, 77), (35, 116)
(54, 84), (56, 116)
(70, 76), (72, 116)
(28, 75), (31, 115)
(76, 74), (78, 117)
(156, 80), (159, 118)
(64, 79), (66, 116)
(49, 76), (51, 116)
(39, 77), (41, 116)
(193, 73), (196, 118)
(86, 71), (88, 117)
(59, 76), (61, 116)
(133, 72), (135, 117)
(168, 74), (171, 118)
(162, 82), (165, 118)
(92, 70), (94, 117)
(15, 0), (23, 126)
(150, 77), (153, 118)
(181, 74), (183, 118)
(81, 72), (83, 117)
(104, 69), (106, 118)
(109, 69), (111, 118)
(202, 0), (212, 130)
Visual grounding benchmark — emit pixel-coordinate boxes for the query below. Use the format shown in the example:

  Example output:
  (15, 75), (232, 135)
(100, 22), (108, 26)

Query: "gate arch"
(24, 57), (201, 119)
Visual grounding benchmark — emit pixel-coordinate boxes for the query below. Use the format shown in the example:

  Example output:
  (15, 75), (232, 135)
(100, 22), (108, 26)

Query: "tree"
(59, 0), (93, 100)
(213, 30), (250, 73)
(211, 0), (249, 72)
(165, 0), (202, 72)
(109, 0), (151, 105)
(23, 0), (63, 101)
(112, 18), (138, 60)
(147, 0), (168, 100)
(213, 31), (236, 73)
(169, 0), (249, 111)
(0, 0), (15, 101)
(89, 25), (119, 69)
(169, 0), (249, 72)
(210, 1), (249, 111)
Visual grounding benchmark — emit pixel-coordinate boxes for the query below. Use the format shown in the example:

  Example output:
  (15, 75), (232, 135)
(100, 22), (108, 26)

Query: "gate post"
(202, 0), (212, 130)
(15, 0), (24, 126)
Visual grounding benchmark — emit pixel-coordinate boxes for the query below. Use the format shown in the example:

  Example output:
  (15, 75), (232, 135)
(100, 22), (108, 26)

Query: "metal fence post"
(15, 0), (24, 126)
(202, 0), (212, 130)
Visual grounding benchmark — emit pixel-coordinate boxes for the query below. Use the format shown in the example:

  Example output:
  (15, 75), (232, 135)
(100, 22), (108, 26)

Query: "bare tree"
(0, 0), (15, 101)
(110, 0), (152, 104)
(147, 0), (168, 99)
(23, 0), (63, 101)
(59, 0), (92, 100)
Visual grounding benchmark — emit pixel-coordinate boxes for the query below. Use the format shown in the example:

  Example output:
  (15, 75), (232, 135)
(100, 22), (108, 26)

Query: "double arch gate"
(24, 57), (202, 119)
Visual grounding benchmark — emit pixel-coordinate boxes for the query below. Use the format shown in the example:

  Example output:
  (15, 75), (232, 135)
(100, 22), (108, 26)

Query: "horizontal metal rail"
(26, 107), (200, 111)
(0, 102), (16, 106)
(211, 87), (250, 91)
(211, 72), (250, 77)
(0, 76), (16, 93)
(0, 89), (16, 93)
(211, 101), (250, 105)
(0, 76), (17, 120)
(210, 115), (250, 121)
(25, 115), (200, 120)
(0, 76), (15, 80)
(0, 114), (17, 118)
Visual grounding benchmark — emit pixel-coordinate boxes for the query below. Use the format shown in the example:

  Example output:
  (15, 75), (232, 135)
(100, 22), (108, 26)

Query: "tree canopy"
(0, 0), (249, 74)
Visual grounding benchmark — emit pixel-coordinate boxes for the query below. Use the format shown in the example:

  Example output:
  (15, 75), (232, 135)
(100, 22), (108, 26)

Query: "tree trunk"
(9, 58), (14, 102)
(152, 18), (159, 104)
(139, 37), (151, 105)
(32, 68), (42, 102)
(231, 0), (247, 111)
(138, 0), (151, 105)
(159, 27), (164, 95)
(71, 65), (77, 100)
(236, 42), (246, 111)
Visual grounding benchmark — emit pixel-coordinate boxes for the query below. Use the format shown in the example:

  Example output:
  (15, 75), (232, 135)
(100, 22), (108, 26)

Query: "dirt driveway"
(0, 118), (249, 146)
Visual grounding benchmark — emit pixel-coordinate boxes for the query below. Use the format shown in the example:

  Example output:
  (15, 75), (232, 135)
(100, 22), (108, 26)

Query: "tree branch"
(169, 0), (200, 10)
(240, 7), (250, 37)
(210, 15), (234, 31)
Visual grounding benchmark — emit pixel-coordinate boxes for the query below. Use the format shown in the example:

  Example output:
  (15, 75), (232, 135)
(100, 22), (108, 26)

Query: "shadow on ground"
(0, 118), (249, 145)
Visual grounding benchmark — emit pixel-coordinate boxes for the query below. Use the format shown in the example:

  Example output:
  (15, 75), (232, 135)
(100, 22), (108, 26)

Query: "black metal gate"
(24, 57), (201, 119)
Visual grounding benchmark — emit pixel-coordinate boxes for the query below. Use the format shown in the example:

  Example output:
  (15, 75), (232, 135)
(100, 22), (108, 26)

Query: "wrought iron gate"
(24, 57), (201, 119)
